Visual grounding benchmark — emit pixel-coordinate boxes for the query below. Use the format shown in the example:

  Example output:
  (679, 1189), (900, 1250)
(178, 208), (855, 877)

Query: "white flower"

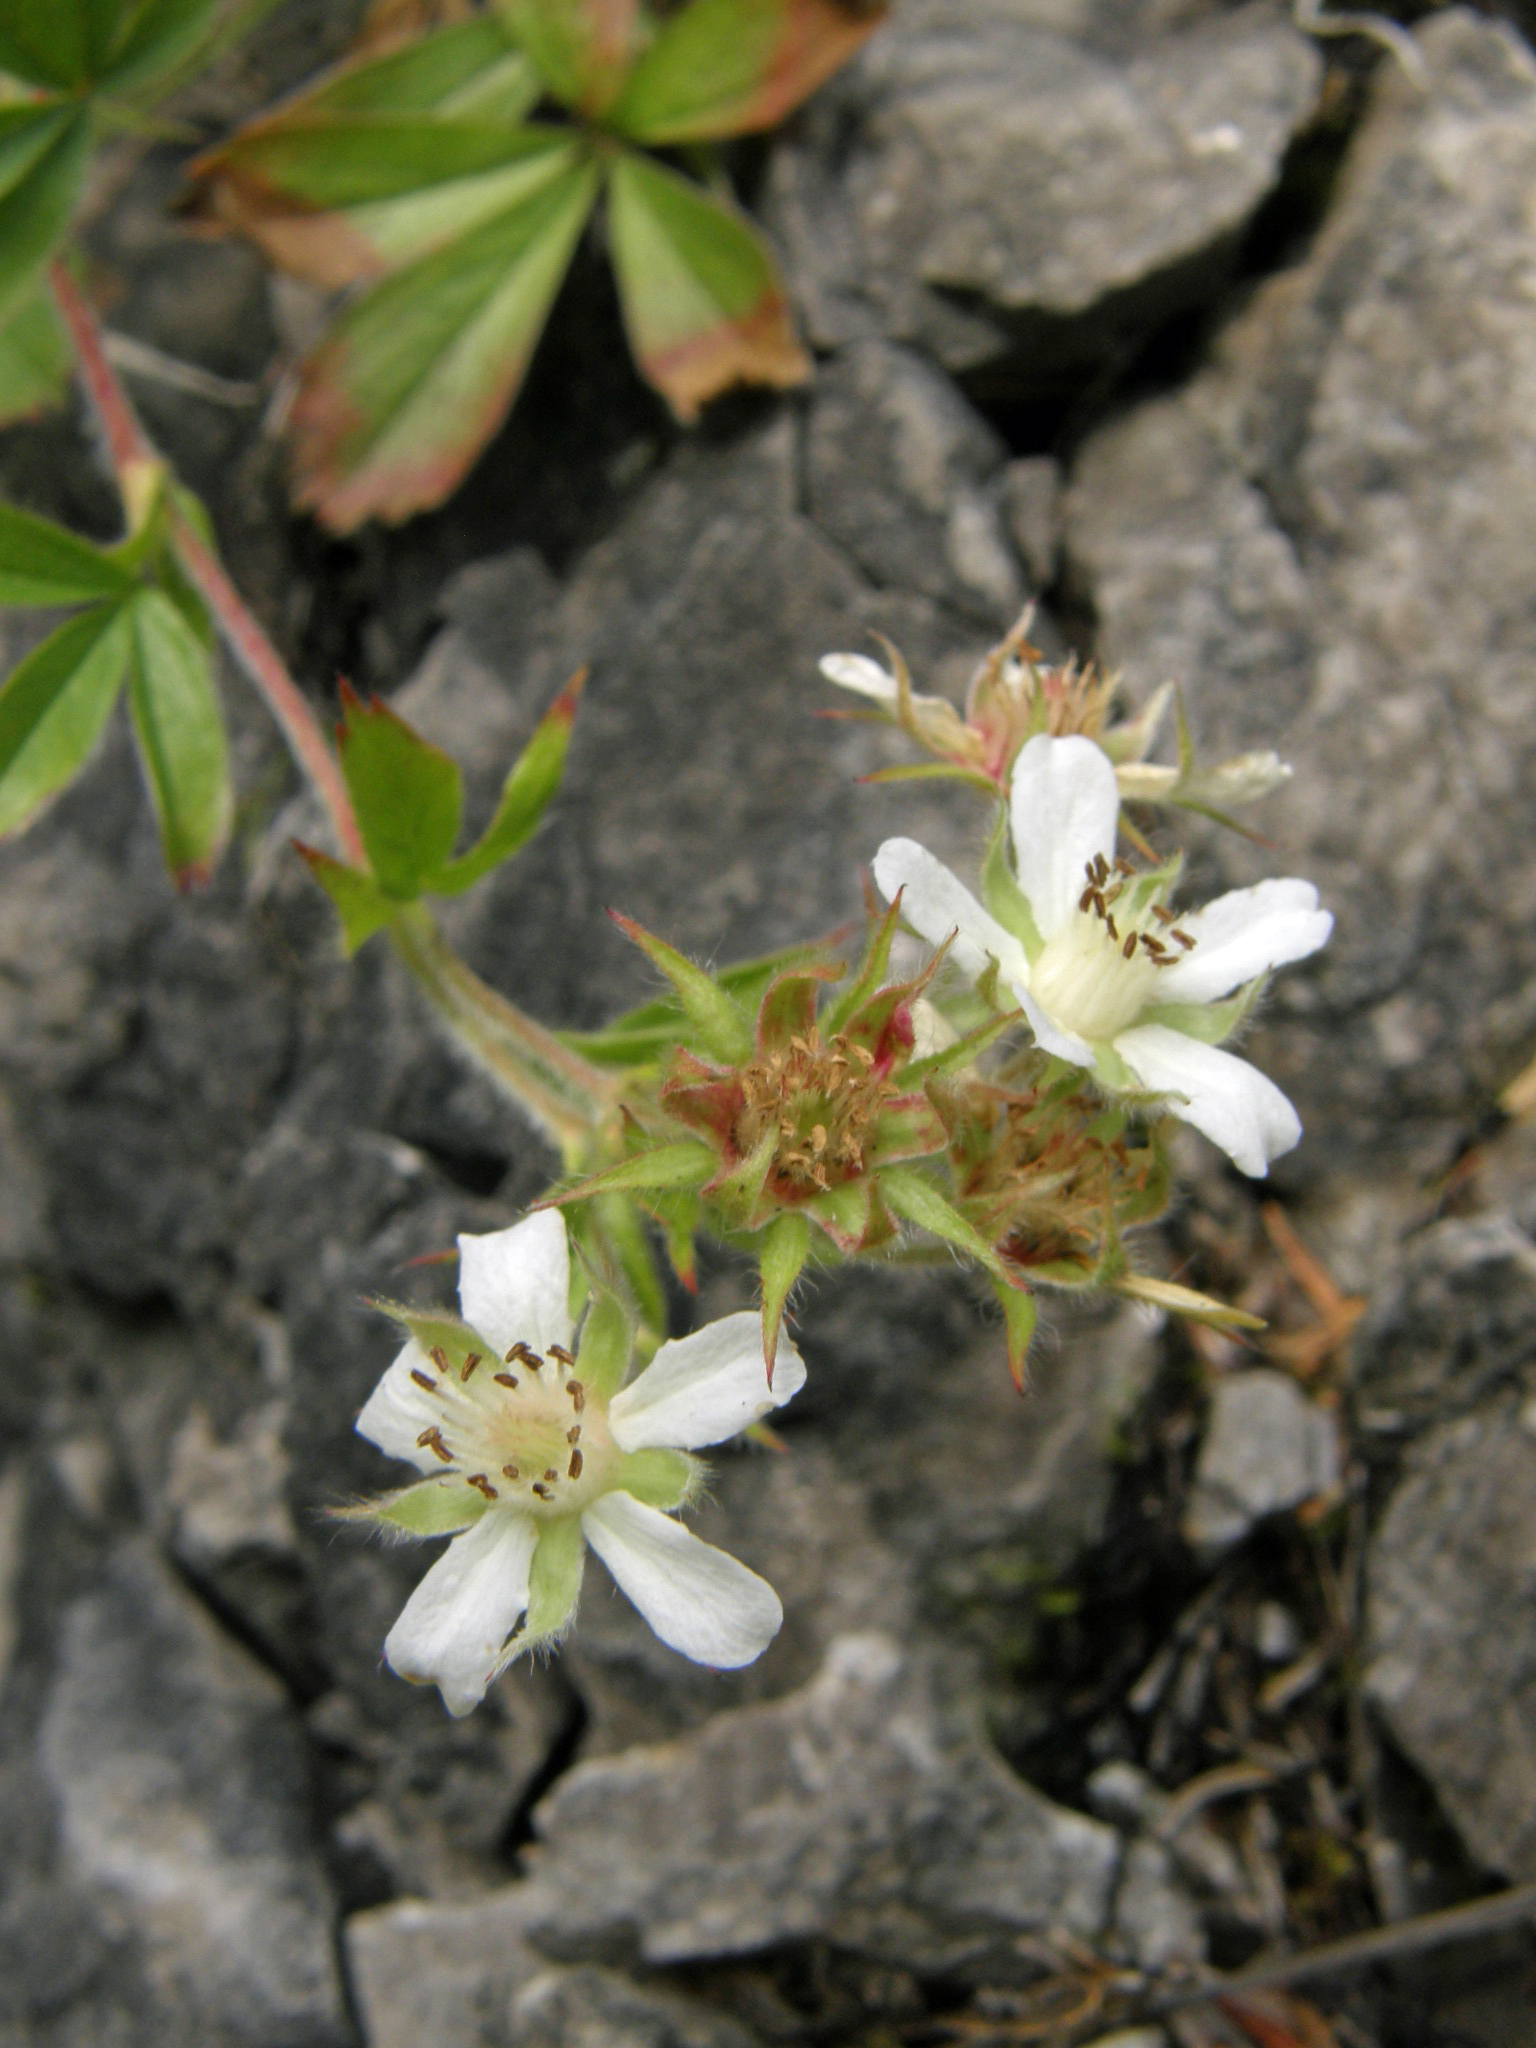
(351, 1210), (805, 1716)
(873, 734), (1332, 1177)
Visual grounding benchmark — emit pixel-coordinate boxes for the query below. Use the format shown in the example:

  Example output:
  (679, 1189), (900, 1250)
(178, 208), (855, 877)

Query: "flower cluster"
(349, 620), (1330, 1718)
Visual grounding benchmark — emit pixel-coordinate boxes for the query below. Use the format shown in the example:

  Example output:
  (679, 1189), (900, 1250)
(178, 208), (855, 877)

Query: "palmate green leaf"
(0, 502), (137, 606)
(290, 147), (599, 530)
(0, 107), (91, 326)
(500, 0), (643, 117)
(336, 688), (463, 898)
(291, 17), (535, 117)
(611, 0), (882, 143)
(190, 121), (570, 288)
(92, 0), (221, 92)
(0, 277), (71, 425)
(294, 844), (399, 954)
(0, 600), (133, 836)
(0, 1), (89, 86)
(605, 149), (807, 423)
(125, 586), (232, 884)
(431, 665), (583, 895)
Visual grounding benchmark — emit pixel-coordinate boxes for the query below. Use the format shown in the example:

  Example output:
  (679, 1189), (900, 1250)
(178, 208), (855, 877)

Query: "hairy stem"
(50, 260), (615, 1154)
(391, 906), (617, 1163)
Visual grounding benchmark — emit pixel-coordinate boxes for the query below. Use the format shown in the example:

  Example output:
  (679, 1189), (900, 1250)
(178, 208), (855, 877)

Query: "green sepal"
(574, 1283), (632, 1399)
(903, 1009), (1016, 1087)
(881, 1164), (1021, 1290)
(755, 964), (834, 1056)
(804, 1173), (879, 1255)
(589, 1189), (669, 1334)
(341, 1476), (487, 1537)
(559, 938), (830, 1066)
(858, 761), (997, 796)
(294, 844), (398, 954)
(992, 1276), (1037, 1393)
(337, 686), (463, 899)
(703, 1124), (777, 1226)
(430, 665), (583, 894)
(546, 1139), (718, 1209)
(370, 1298), (492, 1377)
(0, 599), (132, 837)
(607, 909), (752, 1063)
(980, 806), (1042, 962)
(1141, 984), (1259, 1047)
(523, 1514), (586, 1643)
(869, 1095), (947, 1162)
(614, 1447), (696, 1511)
(823, 894), (900, 1036)
(0, 500), (137, 608)
(1092, 1040), (1135, 1092)
(1114, 1272), (1265, 1331)
(758, 1209), (809, 1372)
(125, 586), (231, 885)
(644, 1188), (701, 1297)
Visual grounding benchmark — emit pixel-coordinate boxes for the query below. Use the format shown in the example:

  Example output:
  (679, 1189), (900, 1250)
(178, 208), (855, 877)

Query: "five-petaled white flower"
(873, 734), (1332, 1177)
(352, 1210), (804, 1716)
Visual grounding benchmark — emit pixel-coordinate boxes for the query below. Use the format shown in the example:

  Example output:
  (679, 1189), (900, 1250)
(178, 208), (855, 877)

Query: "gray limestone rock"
(509, 1965), (762, 2048)
(1182, 1369), (1341, 1558)
(1064, 10), (1536, 1179)
(1365, 1393), (1536, 1880)
(768, 2), (1320, 380)
(346, 1887), (550, 2048)
(38, 1541), (347, 2045)
(526, 1632), (1121, 1976)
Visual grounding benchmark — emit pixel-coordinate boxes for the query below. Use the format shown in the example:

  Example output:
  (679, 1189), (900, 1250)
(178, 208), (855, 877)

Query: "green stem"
(390, 906), (616, 1164)
(51, 260), (615, 1158)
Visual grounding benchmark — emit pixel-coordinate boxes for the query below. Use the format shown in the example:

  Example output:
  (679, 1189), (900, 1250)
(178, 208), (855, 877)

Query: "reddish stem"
(48, 261), (365, 865)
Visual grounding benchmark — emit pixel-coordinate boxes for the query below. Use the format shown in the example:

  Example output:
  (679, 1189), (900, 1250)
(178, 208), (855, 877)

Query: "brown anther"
(1152, 952), (1177, 967)
(1090, 889), (1106, 917)
(1105, 914), (1119, 940)
(566, 1424), (582, 1444)
(428, 1346), (450, 1374)
(502, 1463), (520, 1480)
(1079, 885), (1097, 913)
(460, 1351), (482, 1382)
(1122, 933), (1137, 959)
(1141, 934), (1167, 954)
(466, 1473), (498, 1500)
(567, 1381), (585, 1411)
(1103, 882), (1124, 906)
(494, 1371), (519, 1390)
(531, 1482), (553, 1501)
(409, 1368), (437, 1392)
(416, 1426), (453, 1464)
(505, 1340), (543, 1368)
(810, 1124), (828, 1155)
(1093, 853), (1110, 883)
(567, 1448), (583, 1481)
(1152, 903), (1176, 925)
(542, 1467), (558, 1483)
(1114, 856), (1136, 876)
(1171, 928), (1195, 950)
(548, 1343), (575, 1368)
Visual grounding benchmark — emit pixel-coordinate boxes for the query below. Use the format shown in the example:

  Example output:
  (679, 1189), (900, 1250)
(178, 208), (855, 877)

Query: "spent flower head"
(346, 1211), (803, 1716)
(875, 734), (1332, 1178)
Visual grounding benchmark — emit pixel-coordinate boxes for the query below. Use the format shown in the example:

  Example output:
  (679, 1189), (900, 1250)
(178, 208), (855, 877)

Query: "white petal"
(1008, 735), (1120, 939)
(581, 1492), (783, 1669)
(1115, 1023), (1302, 1178)
(355, 1339), (444, 1473)
(1013, 981), (1095, 1066)
(457, 1210), (572, 1359)
(384, 1510), (538, 1717)
(609, 1311), (806, 1452)
(873, 838), (1030, 989)
(820, 652), (897, 702)
(1152, 878), (1332, 1005)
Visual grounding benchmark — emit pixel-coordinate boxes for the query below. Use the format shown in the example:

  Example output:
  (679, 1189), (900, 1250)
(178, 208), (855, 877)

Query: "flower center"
(1030, 855), (1190, 1045)
(733, 1031), (897, 1198)
(411, 1337), (616, 1518)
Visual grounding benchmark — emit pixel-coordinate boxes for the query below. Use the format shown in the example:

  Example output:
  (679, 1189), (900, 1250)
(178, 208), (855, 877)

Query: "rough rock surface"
(38, 1542), (348, 2045)
(1365, 1391), (1536, 1882)
(1181, 1368), (1341, 1558)
(509, 1966), (764, 2048)
(346, 1888), (550, 2048)
(525, 1633), (1124, 1976)
(769, 0), (1321, 381)
(1064, 10), (1536, 1181)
